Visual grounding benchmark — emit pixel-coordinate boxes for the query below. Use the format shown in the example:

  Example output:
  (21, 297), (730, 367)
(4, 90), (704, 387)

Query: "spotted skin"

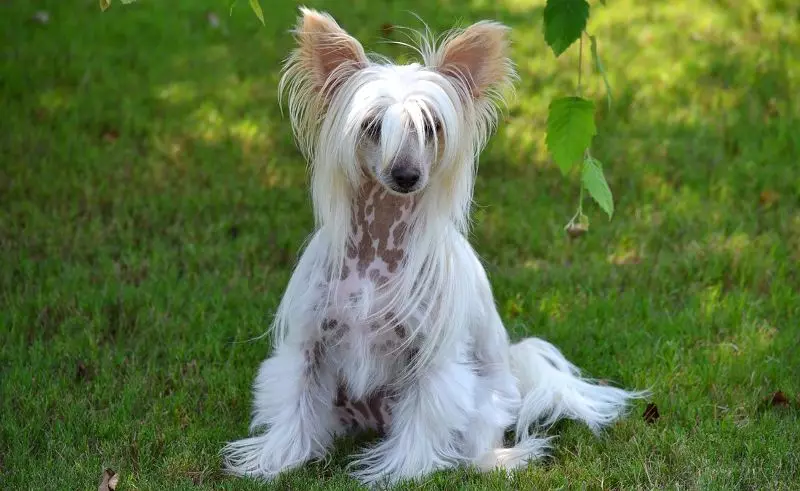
(314, 178), (420, 434)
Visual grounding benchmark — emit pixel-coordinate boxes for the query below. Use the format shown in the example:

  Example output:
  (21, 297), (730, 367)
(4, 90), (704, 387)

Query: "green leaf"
(248, 0), (265, 25)
(589, 35), (612, 110)
(546, 96), (596, 174)
(582, 157), (614, 219)
(99, 0), (111, 11)
(543, 0), (590, 56)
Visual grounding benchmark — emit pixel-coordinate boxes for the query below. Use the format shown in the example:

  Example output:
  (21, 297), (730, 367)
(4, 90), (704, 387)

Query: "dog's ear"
(435, 21), (513, 99)
(293, 8), (368, 96)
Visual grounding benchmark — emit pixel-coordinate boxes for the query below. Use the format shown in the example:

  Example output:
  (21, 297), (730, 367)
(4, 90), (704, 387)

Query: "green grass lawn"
(2, 0), (799, 489)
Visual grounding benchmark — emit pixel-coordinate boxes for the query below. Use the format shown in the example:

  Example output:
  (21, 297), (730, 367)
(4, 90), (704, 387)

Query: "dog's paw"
(347, 439), (452, 486)
(221, 433), (317, 479)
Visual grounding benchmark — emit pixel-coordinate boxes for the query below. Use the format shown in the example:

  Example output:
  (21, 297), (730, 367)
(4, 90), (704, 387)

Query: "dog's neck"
(341, 177), (417, 285)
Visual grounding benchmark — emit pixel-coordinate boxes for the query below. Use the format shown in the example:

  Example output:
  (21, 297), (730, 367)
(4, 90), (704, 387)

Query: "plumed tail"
(509, 337), (648, 438)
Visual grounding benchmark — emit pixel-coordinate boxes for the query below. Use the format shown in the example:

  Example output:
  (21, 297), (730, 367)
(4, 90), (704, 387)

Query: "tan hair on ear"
(435, 21), (514, 99)
(293, 8), (368, 96)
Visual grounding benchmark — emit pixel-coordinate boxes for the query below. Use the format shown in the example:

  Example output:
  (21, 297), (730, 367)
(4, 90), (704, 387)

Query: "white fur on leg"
(475, 436), (552, 473)
(349, 358), (477, 485)
(222, 343), (337, 479)
(510, 337), (647, 437)
(466, 370), (552, 473)
(461, 368), (518, 460)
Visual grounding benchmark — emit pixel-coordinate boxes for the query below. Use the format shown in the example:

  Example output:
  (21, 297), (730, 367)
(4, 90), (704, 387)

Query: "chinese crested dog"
(223, 7), (642, 486)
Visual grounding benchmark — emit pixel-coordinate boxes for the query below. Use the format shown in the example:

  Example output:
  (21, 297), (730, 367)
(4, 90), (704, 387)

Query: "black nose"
(390, 166), (420, 192)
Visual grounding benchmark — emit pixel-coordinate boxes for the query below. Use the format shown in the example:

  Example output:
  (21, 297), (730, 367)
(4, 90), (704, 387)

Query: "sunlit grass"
(1, 0), (799, 489)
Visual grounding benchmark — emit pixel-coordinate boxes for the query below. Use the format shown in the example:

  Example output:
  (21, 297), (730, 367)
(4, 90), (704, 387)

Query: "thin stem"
(577, 34), (584, 97)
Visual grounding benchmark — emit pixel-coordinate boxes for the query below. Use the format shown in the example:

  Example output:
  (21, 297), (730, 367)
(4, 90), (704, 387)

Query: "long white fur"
(222, 8), (646, 486)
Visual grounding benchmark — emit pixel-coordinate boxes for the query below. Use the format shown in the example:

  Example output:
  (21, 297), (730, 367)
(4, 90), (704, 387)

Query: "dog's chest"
(339, 181), (415, 290)
(319, 181), (419, 394)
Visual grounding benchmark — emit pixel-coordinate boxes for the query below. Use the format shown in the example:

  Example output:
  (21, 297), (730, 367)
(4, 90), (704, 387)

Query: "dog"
(222, 8), (643, 486)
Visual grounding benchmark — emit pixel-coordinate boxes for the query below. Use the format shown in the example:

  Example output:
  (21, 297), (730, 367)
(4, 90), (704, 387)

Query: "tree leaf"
(248, 0), (265, 25)
(582, 157), (614, 219)
(543, 0), (590, 56)
(546, 96), (596, 174)
(99, 0), (111, 11)
(589, 34), (612, 110)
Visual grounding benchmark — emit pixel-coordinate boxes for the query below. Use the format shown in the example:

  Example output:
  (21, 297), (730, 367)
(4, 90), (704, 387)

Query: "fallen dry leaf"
(381, 23), (394, 37)
(98, 468), (118, 491)
(759, 189), (780, 208)
(768, 390), (790, 408)
(643, 402), (660, 424)
(76, 361), (89, 382)
(102, 128), (119, 143)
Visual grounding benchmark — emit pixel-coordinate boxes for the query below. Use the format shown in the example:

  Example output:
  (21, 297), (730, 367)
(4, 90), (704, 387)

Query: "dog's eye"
(361, 118), (381, 142)
(423, 118), (442, 140)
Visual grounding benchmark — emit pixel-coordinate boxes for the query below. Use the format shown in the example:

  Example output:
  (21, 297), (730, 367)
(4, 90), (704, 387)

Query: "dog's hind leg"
(465, 307), (551, 472)
(222, 340), (338, 480)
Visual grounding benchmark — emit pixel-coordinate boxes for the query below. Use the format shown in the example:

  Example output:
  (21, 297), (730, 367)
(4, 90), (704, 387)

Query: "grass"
(1, 0), (799, 489)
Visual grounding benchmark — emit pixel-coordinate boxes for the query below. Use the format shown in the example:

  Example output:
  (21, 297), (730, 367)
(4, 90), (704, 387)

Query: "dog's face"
(285, 9), (513, 197)
(353, 65), (445, 195)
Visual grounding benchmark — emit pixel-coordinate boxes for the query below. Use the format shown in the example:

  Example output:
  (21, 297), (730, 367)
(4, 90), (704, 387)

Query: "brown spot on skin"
(346, 242), (358, 259)
(303, 342), (324, 378)
(350, 180), (415, 279)
(385, 339), (396, 349)
(394, 324), (406, 339)
(366, 269), (390, 287)
(370, 322), (380, 331)
(322, 318), (338, 331)
(335, 385), (348, 407)
(340, 264), (350, 280)
(366, 390), (388, 434)
(328, 323), (349, 344)
(383, 249), (404, 273)
(393, 221), (408, 245)
(351, 400), (372, 421)
(384, 311), (395, 322)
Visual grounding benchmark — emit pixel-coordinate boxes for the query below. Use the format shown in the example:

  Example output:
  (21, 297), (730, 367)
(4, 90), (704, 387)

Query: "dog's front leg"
(222, 340), (337, 480)
(349, 355), (477, 485)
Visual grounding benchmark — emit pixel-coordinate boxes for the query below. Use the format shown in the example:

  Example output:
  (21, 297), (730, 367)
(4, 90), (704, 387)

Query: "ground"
(1, 0), (799, 489)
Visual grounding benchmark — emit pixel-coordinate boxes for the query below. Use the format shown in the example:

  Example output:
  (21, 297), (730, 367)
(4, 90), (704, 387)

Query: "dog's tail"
(508, 337), (646, 445)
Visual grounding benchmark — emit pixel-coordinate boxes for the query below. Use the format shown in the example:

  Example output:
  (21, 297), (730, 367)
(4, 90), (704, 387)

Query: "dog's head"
(282, 8), (515, 198)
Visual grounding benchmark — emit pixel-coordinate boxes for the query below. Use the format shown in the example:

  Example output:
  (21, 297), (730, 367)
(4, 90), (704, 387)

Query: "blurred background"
(1, 0), (799, 489)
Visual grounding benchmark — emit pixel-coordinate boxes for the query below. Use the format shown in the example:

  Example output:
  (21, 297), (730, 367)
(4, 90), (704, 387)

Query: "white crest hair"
(274, 10), (518, 380)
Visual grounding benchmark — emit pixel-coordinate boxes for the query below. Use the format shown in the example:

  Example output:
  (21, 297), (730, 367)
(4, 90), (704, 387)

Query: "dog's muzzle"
(390, 166), (420, 193)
